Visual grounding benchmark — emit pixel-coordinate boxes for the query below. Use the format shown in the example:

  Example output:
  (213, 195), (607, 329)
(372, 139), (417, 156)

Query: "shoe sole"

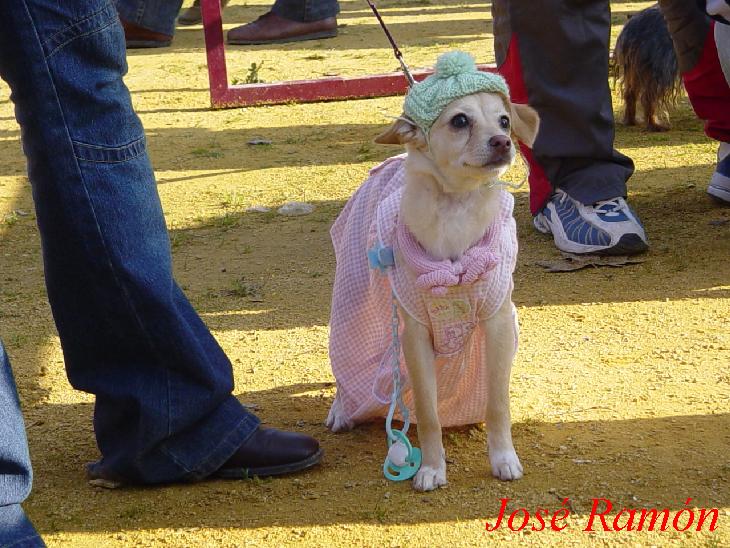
(211, 448), (324, 479)
(228, 30), (337, 45)
(545, 232), (649, 256)
(595, 233), (649, 256)
(177, 18), (201, 26)
(125, 40), (172, 48)
(85, 448), (323, 488)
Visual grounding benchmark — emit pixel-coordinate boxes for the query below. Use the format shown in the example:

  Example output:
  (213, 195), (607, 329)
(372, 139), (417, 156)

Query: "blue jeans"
(116, 0), (340, 35)
(0, 343), (43, 547)
(0, 0), (260, 502)
(116, 0), (184, 36)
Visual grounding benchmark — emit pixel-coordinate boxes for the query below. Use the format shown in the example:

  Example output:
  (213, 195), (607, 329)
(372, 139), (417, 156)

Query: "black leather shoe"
(213, 427), (323, 479)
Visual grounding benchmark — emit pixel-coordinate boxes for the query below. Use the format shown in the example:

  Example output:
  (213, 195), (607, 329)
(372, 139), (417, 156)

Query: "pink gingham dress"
(329, 155), (518, 427)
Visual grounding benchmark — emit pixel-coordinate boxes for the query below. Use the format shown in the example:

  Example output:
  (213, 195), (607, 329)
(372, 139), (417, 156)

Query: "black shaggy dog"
(614, 5), (682, 131)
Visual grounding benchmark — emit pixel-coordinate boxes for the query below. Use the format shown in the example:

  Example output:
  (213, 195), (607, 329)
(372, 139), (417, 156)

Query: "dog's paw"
(413, 463), (447, 492)
(489, 448), (523, 481)
(325, 396), (354, 432)
(646, 122), (670, 132)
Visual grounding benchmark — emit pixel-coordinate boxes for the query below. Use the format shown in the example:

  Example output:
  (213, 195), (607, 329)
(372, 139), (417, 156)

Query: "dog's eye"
(450, 114), (469, 129)
(499, 115), (510, 130)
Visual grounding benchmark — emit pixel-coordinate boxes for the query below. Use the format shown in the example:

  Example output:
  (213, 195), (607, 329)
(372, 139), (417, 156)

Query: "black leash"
(364, 0), (416, 87)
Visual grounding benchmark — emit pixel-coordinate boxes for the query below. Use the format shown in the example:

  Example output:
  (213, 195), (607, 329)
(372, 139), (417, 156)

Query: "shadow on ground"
(2, 159), (728, 411)
(0, 116), (718, 177)
(22, 386), (730, 534)
(162, 166), (729, 336)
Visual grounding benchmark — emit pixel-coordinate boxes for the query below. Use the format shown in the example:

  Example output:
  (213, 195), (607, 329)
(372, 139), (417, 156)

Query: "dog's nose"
(488, 135), (511, 152)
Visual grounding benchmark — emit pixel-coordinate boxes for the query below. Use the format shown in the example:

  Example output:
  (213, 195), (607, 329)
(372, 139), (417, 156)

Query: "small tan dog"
(326, 52), (539, 491)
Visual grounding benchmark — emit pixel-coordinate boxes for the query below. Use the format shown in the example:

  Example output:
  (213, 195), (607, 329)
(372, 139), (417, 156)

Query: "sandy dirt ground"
(1, 1), (729, 546)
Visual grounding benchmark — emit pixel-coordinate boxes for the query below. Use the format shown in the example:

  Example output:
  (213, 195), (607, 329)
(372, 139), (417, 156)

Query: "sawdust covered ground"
(0, 1), (728, 546)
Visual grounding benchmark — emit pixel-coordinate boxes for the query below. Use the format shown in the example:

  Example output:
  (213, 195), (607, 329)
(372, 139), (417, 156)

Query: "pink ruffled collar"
(395, 220), (501, 296)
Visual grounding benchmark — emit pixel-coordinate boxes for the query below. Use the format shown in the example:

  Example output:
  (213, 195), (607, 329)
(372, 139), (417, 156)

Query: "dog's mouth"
(464, 157), (511, 169)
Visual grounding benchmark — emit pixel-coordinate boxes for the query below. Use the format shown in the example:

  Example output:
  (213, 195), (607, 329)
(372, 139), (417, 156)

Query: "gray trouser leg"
(492, 0), (634, 210)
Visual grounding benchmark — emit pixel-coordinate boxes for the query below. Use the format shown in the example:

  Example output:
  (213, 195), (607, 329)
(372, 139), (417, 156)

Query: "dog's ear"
(509, 103), (540, 148)
(374, 116), (425, 147)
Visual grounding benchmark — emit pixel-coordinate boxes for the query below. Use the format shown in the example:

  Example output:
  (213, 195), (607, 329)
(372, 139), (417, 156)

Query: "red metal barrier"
(200, 0), (496, 108)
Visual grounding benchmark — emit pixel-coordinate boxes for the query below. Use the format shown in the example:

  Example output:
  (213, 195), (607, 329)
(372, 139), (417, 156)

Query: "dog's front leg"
(401, 310), (447, 491)
(480, 296), (523, 481)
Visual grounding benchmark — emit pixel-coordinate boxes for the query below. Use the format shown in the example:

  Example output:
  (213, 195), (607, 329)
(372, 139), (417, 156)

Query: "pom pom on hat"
(403, 51), (510, 133)
(434, 51), (477, 78)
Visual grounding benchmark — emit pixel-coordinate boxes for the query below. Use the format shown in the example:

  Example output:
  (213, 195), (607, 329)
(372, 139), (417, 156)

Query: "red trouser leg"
(683, 22), (730, 143)
(499, 34), (553, 215)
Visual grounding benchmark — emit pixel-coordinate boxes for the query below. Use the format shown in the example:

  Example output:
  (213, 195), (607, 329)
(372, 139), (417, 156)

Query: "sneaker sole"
(596, 233), (649, 256)
(552, 232), (649, 256)
(535, 214), (648, 255)
(708, 184), (730, 204)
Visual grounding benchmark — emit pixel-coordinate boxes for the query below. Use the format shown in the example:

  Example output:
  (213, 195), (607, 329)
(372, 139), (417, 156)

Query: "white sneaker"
(534, 189), (649, 255)
(708, 142), (730, 204)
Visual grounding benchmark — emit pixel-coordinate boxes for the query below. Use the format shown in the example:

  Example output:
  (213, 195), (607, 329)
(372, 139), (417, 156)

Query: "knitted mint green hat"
(404, 51), (510, 132)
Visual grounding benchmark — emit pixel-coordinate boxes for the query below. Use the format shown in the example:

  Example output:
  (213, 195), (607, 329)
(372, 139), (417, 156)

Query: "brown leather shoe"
(227, 12), (337, 45)
(122, 19), (173, 48)
(213, 426), (323, 478)
(178, 0), (230, 26)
